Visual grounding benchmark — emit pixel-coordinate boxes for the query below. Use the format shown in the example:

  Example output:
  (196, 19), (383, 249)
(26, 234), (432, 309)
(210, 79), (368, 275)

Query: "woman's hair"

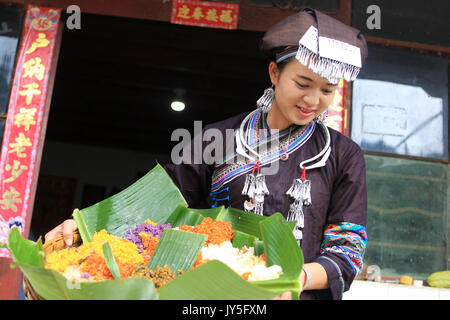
(276, 56), (296, 72)
(272, 46), (297, 73)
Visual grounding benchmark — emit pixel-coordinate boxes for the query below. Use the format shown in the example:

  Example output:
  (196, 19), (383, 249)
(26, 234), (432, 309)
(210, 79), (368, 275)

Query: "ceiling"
(46, 13), (270, 155)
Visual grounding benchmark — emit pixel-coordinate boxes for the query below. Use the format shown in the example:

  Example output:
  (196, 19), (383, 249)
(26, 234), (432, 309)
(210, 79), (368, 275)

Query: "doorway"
(29, 13), (269, 240)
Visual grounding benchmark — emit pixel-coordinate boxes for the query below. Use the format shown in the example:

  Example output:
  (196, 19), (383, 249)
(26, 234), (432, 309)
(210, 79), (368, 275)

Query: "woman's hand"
(44, 219), (78, 246)
(273, 291), (292, 300)
(273, 268), (307, 300)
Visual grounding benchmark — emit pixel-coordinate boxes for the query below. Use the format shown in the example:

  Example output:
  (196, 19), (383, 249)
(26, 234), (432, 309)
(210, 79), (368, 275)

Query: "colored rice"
(178, 217), (234, 245)
(124, 220), (171, 252)
(45, 218), (282, 284)
(45, 229), (143, 281)
(198, 241), (283, 281)
(139, 232), (160, 265)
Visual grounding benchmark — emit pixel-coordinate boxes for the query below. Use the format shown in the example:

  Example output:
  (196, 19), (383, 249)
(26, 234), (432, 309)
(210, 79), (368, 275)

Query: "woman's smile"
(296, 105), (316, 117)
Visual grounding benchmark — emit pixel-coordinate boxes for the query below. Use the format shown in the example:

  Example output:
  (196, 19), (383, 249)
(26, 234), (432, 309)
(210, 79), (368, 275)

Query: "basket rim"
(42, 229), (81, 250)
(24, 229), (82, 300)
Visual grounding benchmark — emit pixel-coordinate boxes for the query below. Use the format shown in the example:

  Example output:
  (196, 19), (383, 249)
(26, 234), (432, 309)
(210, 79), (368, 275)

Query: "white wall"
(38, 140), (172, 209)
(343, 280), (450, 300)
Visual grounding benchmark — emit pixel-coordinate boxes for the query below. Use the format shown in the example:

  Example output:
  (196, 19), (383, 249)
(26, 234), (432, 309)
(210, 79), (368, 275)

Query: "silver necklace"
(280, 126), (292, 161)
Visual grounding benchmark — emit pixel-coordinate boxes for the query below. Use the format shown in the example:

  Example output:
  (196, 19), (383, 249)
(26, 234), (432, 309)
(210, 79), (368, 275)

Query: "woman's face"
(267, 58), (338, 130)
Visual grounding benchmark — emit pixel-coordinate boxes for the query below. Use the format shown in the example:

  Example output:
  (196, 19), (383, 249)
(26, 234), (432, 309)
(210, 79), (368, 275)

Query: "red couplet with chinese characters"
(0, 5), (61, 258)
(171, 0), (239, 30)
(324, 79), (347, 134)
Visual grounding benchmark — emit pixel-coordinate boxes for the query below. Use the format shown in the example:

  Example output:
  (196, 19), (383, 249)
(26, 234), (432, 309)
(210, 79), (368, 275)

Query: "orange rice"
(178, 217), (234, 245)
(139, 232), (160, 265)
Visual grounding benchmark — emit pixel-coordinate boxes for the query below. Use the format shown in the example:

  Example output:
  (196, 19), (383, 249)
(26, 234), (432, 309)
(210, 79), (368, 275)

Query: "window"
(352, 44), (450, 278)
(351, 45), (448, 160)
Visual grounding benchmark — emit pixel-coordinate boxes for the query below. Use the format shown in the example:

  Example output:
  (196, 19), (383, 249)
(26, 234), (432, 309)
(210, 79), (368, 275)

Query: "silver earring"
(315, 109), (328, 122)
(256, 85), (274, 113)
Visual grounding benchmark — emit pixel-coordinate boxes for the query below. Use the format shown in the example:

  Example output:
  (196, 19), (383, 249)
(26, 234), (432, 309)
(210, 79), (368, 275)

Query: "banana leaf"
(8, 228), (158, 300)
(251, 213), (304, 299)
(8, 164), (304, 299)
(147, 229), (206, 274)
(103, 242), (121, 279)
(9, 210), (302, 299)
(231, 230), (257, 249)
(189, 206), (228, 221)
(73, 164), (187, 242)
(222, 207), (267, 238)
(170, 206), (264, 251)
(165, 205), (205, 227)
(260, 213), (303, 280)
(254, 240), (265, 256)
(158, 260), (280, 300)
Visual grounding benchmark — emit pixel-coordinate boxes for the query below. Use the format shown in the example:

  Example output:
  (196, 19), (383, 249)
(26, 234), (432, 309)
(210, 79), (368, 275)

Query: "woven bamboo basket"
(23, 230), (82, 300)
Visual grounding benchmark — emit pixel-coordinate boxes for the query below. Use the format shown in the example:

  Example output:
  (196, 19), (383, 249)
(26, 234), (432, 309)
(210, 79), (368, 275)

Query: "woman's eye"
(295, 82), (308, 88)
(322, 89), (333, 94)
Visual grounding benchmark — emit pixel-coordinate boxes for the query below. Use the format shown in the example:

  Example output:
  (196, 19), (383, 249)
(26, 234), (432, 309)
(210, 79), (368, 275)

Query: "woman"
(45, 8), (368, 300)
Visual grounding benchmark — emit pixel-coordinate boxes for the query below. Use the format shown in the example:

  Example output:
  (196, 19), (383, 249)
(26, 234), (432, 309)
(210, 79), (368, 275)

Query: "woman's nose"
(303, 89), (320, 107)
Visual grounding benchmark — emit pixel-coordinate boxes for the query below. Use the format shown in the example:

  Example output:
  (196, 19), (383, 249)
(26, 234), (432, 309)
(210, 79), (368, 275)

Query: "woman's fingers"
(273, 291), (292, 300)
(62, 219), (77, 246)
(44, 224), (62, 243)
(44, 219), (78, 246)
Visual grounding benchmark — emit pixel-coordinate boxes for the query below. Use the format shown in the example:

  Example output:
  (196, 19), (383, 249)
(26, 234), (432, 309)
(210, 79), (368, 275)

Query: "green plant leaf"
(249, 278), (300, 292)
(231, 230), (257, 249)
(223, 207), (267, 238)
(8, 227), (157, 300)
(189, 206), (228, 221)
(20, 262), (158, 300)
(73, 164), (187, 238)
(253, 240), (265, 256)
(286, 221), (297, 231)
(148, 229), (206, 274)
(72, 209), (92, 243)
(102, 242), (121, 279)
(158, 260), (281, 300)
(165, 205), (204, 227)
(8, 227), (44, 268)
(7, 163), (305, 300)
(260, 213), (303, 280)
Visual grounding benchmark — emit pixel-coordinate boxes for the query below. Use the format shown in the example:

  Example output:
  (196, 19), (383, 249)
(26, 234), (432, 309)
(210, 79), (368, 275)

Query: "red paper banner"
(0, 5), (61, 257)
(324, 79), (346, 134)
(171, 0), (239, 30)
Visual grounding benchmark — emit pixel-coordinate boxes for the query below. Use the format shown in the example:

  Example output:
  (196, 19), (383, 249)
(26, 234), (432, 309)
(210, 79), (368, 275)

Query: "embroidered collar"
(211, 110), (315, 191)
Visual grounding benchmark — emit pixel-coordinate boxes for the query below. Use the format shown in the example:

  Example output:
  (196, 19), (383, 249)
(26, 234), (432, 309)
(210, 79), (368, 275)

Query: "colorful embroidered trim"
(320, 222), (367, 275)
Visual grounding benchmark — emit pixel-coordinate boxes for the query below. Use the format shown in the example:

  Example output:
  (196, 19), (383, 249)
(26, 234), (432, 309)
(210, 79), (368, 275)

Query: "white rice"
(200, 241), (283, 281)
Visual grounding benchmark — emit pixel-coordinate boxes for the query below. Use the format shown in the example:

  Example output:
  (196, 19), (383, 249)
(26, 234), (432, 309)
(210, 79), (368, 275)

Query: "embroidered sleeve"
(320, 222), (368, 275)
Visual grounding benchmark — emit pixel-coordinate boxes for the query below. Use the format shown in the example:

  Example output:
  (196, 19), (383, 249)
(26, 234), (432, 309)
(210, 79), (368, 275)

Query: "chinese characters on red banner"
(171, 0), (239, 30)
(324, 79), (347, 134)
(0, 5), (61, 257)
